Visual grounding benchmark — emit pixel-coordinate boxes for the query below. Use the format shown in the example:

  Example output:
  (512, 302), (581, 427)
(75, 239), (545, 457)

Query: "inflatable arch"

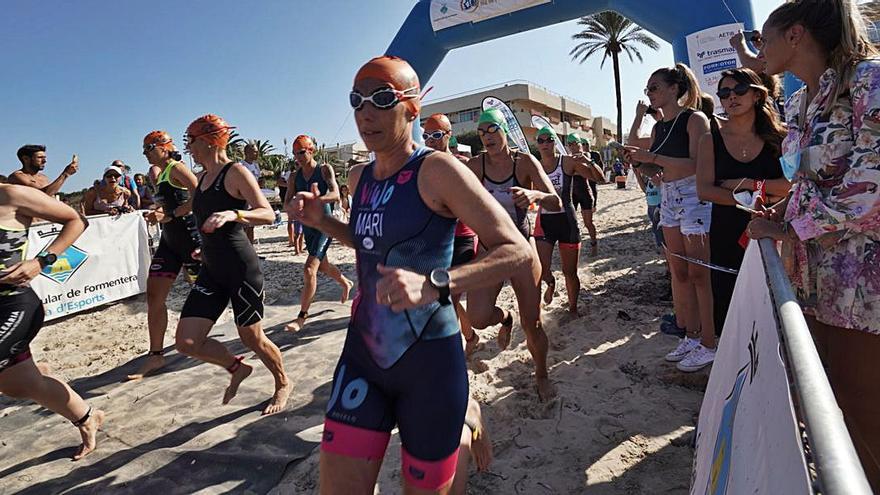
(386, 0), (758, 105)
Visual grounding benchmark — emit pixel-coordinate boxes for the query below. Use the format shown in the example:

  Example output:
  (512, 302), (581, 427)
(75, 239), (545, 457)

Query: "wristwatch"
(37, 252), (58, 268)
(428, 268), (451, 306)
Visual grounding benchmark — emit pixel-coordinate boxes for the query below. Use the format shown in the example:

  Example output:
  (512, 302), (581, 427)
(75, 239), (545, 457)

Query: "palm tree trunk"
(612, 51), (623, 144)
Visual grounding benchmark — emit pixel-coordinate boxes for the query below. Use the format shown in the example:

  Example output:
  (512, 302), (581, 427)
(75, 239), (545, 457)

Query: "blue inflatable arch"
(387, 0), (757, 97)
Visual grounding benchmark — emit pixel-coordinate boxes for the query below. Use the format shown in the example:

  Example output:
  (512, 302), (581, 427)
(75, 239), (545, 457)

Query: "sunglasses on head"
(536, 137), (554, 144)
(349, 86), (418, 111)
(477, 124), (502, 137)
(717, 83), (757, 100)
(422, 130), (447, 141)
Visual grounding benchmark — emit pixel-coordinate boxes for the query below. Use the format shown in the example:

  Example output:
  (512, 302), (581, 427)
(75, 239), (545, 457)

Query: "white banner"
(686, 23), (743, 109)
(690, 243), (810, 494)
(482, 96), (529, 153)
(26, 214), (151, 321)
(430, 0), (550, 31)
(530, 115), (567, 156)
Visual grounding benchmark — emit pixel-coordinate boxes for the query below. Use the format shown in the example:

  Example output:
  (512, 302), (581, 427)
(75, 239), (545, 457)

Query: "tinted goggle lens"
(477, 124), (501, 136)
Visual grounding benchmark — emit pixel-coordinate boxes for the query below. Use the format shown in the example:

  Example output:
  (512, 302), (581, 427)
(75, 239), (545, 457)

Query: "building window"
(457, 108), (481, 123)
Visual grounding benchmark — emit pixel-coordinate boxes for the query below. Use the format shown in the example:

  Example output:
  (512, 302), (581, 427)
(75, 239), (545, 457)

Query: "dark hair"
(717, 68), (787, 155)
(767, 0), (878, 113)
(698, 94), (716, 116)
(651, 63), (701, 109)
(16, 144), (46, 163)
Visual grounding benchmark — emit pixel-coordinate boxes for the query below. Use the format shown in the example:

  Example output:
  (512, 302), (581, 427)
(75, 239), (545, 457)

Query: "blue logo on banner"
(703, 59), (737, 75)
(40, 245), (89, 284)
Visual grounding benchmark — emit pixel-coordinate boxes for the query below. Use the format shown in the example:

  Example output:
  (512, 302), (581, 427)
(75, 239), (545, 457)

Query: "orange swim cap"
(143, 130), (176, 151)
(354, 55), (421, 115)
(423, 113), (451, 132)
(293, 135), (315, 153)
(186, 114), (236, 148)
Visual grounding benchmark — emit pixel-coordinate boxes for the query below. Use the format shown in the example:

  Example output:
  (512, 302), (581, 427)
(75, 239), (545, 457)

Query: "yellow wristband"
(235, 210), (245, 221)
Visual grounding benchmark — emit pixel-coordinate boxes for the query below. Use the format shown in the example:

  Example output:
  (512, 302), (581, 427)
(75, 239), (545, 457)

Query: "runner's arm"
(520, 153), (562, 211)
(565, 155), (604, 182)
(229, 164), (274, 225)
(168, 162), (200, 217)
(319, 164), (341, 203)
(307, 165), (364, 249)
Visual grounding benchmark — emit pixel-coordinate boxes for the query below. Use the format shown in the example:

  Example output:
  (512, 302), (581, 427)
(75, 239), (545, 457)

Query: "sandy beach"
(1, 183), (708, 494)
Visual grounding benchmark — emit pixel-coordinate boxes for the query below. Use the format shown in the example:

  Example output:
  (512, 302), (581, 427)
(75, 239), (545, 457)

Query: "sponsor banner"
(530, 115), (568, 156)
(430, 0), (550, 31)
(690, 243), (811, 494)
(26, 214), (151, 321)
(686, 23), (743, 108)
(482, 96), (530, 152)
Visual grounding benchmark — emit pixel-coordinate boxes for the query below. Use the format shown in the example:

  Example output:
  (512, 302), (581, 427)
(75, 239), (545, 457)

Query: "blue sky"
(1, 0), (778, 191)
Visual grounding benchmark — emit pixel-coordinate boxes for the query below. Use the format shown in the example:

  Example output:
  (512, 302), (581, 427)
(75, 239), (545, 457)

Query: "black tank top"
(154, 161), (200, 248)
(192, 163), (258, 271)
(650, 109), (694, 159)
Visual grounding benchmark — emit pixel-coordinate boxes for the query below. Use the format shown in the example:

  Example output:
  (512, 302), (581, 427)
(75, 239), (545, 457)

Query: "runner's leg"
(237, 322), (291, 415)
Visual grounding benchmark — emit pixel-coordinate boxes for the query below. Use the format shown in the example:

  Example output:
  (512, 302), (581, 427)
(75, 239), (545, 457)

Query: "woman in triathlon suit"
(175, 114), (291, 416)
(127, 131), (201, 380)
(625, 64), (714, 372)
(465, 108), (561, 401)
(0, 184), (103, 460)
(533, 127), (604, 314)
(292, 55), (530, 494)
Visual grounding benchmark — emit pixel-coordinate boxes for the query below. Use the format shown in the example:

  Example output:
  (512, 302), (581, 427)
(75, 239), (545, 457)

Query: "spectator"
(339, 184), (352, 223)
(696, 68), (788, 340)
(634, 170), (664, 252)
(748, 0), (880, 487)
(241, 143), (261, 244)
(134, 173), (154, 209)
(92, 165), (132, 215)
(113, 161), (140, 209)
(9, 144), (78, 195)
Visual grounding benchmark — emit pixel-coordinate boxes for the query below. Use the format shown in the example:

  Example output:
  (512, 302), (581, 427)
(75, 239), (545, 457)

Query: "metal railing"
(757, 238), (872, 495)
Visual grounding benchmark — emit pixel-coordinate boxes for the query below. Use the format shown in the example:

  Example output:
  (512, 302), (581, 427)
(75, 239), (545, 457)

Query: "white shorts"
(659, 175), (711, 236)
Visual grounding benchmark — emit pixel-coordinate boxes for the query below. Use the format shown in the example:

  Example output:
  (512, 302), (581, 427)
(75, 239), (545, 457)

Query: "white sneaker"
(677, 345), (716, 372)
(665, 337), (700, 362)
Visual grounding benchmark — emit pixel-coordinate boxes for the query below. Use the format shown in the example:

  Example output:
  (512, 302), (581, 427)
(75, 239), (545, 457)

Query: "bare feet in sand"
(464, 333), (482, 358)
(543, 280), (555, 305)
(126, 354), (165, 381)
(262, 381), (293, 415)
(496, 310), (513, 351)
(590, 242), (598, 257)
(73, 409), (105, 461)
(285, 316), (306, 333)
(340, 276), (353, 303)
(223, 362), (254, 405)
(535, 376), (556, 402)
(467, 402), (493, 472)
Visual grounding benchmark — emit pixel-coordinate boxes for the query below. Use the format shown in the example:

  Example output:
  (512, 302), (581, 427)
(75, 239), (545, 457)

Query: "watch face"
(45, 254), (57, 264)
(430, 269), (450, 287)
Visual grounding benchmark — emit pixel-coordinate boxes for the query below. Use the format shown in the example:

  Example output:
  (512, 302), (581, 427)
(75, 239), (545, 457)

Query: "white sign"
(690, 243), (811, 494)
(26, 214), (151, 321)
(430, 0), (550, 31)
(686, 23), (743, 109)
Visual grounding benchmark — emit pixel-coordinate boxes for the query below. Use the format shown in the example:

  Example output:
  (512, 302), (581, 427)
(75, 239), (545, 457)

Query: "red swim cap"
(185, 114), (236, 148)
(143, 130), (176, 151)
(423, 113), (451, 132)
(354, 55), (421, 115)
(293, 135), (315, 153)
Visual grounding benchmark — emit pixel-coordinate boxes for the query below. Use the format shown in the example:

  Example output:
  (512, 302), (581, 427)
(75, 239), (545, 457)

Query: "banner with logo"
(530, 115), (567, 156)
(26, 214), (151, 321)
(482, 96), (530, 153)
(686, 23), (743, 109)
(690, 243), (810, 494)
(430, 0), (550, 31)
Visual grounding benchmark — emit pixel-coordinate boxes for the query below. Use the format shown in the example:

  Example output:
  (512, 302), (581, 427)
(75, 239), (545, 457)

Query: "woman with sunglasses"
(422, 113), (482, 356)
(533, 127), (603, 314)
(92, 165), (133, 215)
(175, 114), (291, 416)
(465, 109), (560, 400)
(624, 63), (714, 372)
(293, 55), (531, 494)
(695, 69), (788, 346)
(126, 130), (201, 381)
(747, 0), (880, 486)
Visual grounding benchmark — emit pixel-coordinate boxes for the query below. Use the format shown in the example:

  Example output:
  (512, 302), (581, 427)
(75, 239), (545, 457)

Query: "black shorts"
(180, 268), (264, 327)
(0, 288), (44, 373)
(573, 181), (598, 210)
(149, 218), (200, 279)
(534, 212), (581, 249)
(451, 235), (476, 267)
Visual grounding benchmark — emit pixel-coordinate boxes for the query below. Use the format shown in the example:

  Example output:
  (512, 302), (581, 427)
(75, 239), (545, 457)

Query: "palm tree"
(570, 11), (659, 143)
(226, 130), (246, 161)
(250, 139), (275, 158)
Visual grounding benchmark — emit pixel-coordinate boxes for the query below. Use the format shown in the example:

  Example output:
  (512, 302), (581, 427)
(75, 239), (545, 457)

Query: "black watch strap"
(437, 285), (451, 305)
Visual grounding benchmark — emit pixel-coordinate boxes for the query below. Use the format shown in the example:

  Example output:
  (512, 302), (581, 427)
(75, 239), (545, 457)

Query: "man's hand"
(375, 264), (438, 313)
(64, 155), (79, 176)
(0, 259), (43, 286)
(289, 183), (329, 228)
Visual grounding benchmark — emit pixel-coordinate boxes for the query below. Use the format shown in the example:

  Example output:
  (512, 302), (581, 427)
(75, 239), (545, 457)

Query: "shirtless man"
(9, 145), (78, 195)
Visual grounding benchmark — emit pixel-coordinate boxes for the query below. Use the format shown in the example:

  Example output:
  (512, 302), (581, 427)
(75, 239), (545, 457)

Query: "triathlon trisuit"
(149, 161), (201, 280)
(180, 163), (264, 326)
(0, 225), (43, 373)
(322, 148), (467, 491)
(294, 166), (332, 260)
(481, 152), (531, 238)
(534, 156), (580, 249)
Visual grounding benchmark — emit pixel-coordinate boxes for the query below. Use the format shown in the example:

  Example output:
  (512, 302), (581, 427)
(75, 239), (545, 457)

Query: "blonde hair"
(768, 0), (879, 113)
(651, 63), (701, 110)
